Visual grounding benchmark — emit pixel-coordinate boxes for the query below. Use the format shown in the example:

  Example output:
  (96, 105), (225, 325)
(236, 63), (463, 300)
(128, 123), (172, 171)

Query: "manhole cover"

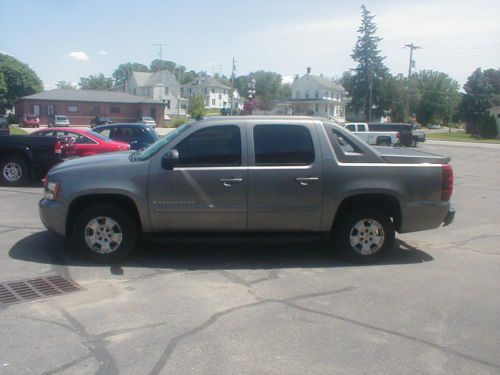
(0, 275), (81, 306)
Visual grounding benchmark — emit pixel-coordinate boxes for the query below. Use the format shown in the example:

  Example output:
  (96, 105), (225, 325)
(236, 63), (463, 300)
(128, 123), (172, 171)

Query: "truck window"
(176, 125), (241, 167)
(346, 124), (355, 132)
(253, 125), (314, 166)
(358, 124), (367, 132)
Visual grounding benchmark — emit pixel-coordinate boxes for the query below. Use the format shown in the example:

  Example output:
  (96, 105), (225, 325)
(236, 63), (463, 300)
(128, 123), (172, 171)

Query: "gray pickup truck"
(39, 116), (455, 262)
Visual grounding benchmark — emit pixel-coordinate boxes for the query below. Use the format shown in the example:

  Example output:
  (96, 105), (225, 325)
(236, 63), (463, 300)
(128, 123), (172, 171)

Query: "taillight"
(54, 141), (62, 154)
(441, 164), (453, 201)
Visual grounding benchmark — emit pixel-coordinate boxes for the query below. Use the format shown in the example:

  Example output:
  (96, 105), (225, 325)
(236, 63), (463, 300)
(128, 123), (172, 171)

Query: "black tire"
(0, 156), (30, 186)
(334, 207), (395, 262)
(72, 204), (138, 262)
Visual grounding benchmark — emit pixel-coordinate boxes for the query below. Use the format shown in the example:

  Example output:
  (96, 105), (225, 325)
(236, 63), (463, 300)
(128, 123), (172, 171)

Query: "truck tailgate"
(374, 146), (450, 164)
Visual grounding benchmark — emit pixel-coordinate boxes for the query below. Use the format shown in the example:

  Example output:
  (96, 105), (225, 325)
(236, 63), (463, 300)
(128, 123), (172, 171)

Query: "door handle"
(296, 177), (319, 186)
(219, 178), (243, 187)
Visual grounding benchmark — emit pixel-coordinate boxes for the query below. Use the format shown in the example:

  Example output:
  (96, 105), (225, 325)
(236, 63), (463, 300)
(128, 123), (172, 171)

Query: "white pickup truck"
(344, 122), (398, 146)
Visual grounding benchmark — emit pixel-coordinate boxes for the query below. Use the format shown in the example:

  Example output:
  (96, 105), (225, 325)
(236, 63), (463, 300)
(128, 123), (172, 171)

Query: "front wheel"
(334, 208), (395, 262)
(0, 157), (30, 186)
(72, 205), (138, 262)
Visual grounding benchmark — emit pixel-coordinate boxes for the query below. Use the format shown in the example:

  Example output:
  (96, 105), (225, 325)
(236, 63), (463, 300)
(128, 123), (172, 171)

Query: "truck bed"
(374, 146), (450, 164)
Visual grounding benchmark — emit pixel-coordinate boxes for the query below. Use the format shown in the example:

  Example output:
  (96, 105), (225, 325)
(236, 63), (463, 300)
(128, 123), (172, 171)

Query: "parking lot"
(0, 141), (499, 375)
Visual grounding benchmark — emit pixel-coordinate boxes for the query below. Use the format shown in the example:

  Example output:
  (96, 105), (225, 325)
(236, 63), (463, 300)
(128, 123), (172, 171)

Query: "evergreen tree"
(349, 5), (389, 121)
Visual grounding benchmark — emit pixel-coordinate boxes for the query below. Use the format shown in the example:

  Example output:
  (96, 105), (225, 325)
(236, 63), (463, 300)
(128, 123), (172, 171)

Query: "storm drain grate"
(0, 275), (81, 306)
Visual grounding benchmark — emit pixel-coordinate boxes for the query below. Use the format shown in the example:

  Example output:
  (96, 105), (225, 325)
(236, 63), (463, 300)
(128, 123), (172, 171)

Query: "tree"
(0, 53), (43, 112)
(380, 74), (407, 122)
(150, 59), (178, 73)
(112, 62), (149, 87)
(234, 71), (286, 110)
(413, 70), (460, 125)
(459, 68), (494, 134)
(480, 113), (498, 139)
(55, 80), (76, 89)
(187, 94), (206, 120)
(348, 5), (389, 120)
(483, 68), (500, 105)
(78, 73), (113, 90)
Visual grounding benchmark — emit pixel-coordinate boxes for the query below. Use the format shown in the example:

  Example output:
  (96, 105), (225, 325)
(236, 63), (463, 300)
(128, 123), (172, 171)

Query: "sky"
(1, 0), (499, 89)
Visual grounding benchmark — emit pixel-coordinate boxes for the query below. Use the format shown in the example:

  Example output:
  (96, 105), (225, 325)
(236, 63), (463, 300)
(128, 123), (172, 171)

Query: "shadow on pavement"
(9, 231), (433, 272)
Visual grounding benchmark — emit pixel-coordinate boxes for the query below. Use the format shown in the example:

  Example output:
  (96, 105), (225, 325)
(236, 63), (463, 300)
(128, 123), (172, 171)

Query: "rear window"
(253, 125), (314, 166)
(56, 116), (68, 120)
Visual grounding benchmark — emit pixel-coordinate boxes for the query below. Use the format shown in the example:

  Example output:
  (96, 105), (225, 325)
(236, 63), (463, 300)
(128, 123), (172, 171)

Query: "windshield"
(135, 123), (193, 161)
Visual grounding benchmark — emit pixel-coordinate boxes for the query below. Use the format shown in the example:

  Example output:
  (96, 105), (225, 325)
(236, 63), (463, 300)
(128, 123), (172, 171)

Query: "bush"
(480, 114), (498, 139)
(169, 118), (189, 128)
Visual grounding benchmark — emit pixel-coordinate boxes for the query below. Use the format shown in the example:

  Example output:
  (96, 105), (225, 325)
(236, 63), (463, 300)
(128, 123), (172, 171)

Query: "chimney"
(307, 67), (311, 74)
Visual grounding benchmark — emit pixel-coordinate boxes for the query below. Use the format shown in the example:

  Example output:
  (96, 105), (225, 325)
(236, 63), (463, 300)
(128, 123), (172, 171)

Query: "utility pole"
(153, 43), (168, 60)
(230, 57), (236, 115)
(405, 43), (421, 120)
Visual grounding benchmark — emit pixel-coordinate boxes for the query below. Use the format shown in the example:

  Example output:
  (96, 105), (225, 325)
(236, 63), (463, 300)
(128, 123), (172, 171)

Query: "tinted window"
(253, 125), (314, 166)
(134, 126), (156, 142)
(97, 128), (111, 138)
(346, 124), (355, 131)
(176, 125), (241, 166)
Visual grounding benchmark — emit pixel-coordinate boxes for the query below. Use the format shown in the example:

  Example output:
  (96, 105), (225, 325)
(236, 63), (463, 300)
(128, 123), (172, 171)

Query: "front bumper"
(443, 207), (456, 227)
(39, 198), (67, 237)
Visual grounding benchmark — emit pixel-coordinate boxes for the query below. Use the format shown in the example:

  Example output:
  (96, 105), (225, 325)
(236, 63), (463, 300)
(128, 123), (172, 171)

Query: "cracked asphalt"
(0, 142), (499, 375)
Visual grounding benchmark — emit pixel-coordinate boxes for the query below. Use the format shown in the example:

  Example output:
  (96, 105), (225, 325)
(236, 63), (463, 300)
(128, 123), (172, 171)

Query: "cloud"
(68, 51), (90, 61)
(98, 50), (107, 56)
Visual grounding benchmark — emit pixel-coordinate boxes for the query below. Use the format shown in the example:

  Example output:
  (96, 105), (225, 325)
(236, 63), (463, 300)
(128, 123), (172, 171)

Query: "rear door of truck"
(246, 120), (323, 231)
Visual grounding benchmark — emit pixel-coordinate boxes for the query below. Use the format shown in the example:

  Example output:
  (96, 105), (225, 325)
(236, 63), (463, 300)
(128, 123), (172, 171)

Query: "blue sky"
(1, 0), (499, 88)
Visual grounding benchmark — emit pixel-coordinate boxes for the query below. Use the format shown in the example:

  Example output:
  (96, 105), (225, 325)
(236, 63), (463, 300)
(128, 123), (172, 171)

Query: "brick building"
(15, 89), (165, 126)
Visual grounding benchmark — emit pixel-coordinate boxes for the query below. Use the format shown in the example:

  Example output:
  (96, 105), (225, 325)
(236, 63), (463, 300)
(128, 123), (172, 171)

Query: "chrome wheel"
(349, 218), (385, 255)
(3, 162), (23, 182)
(84, 216), (123, 254)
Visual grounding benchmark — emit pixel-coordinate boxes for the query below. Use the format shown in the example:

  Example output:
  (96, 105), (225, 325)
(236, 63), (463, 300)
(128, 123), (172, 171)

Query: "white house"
(289, 68), (346, 122)
(182, 76), (232, 110)
(127, 70), (185, 117)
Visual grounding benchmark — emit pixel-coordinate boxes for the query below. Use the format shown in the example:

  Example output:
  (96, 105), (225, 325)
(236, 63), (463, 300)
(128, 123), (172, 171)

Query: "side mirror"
(161, 149), (180, 170)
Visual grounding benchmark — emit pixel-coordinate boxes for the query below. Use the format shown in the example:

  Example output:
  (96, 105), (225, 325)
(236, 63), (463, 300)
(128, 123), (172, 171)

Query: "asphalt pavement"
(0, 142), (499, 375)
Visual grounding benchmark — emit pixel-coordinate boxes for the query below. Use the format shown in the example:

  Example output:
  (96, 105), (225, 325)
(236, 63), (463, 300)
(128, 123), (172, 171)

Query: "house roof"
(131, 70), (180, 96)
(294, 74), (345, 92)
(182, 76), (231, 90)
(20, 89), (162, 104)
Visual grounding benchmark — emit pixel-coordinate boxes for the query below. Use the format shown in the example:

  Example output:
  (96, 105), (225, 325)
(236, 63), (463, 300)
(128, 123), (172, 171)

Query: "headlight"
(44, 180), (61, 200)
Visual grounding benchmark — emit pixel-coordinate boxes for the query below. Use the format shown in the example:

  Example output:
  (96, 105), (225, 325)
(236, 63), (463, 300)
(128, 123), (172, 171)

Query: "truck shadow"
(9, 231), (433, 272)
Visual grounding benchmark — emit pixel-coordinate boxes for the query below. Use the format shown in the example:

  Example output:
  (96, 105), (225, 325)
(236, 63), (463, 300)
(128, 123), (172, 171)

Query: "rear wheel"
(72, 205), (138, 262)
(0, 157), (29, 186)
(334, 208), (395, 262)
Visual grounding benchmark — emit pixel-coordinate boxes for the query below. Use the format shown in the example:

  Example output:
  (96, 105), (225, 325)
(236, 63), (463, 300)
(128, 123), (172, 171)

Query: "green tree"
(413, 70), (460, 125)
(78, 73), (113, 90)
(150, 59), (178, 73)
(55, 80), (76, 89)
(483, 68), (500, 105)
(480, 113), (498, 139)
(380, 74), (407, 122)
(112, 62), (149, 87)
(187, 94), (206, 120)
(0, 53), (43, 112)
(459, 68), (493, 134)
(349, 5), (389, 120)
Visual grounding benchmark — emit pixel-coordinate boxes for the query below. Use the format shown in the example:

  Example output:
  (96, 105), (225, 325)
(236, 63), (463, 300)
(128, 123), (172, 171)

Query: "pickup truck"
(0, 135), (75, 185)
(344, 122), (397, 146)
(39, 116), (455, 262)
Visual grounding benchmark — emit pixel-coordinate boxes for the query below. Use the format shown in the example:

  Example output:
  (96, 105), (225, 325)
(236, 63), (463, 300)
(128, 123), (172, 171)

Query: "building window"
(47, 105), (55, 116)
(315, 104), (319, 112)
(305, 90), (309, 99)
(110, 106), (120, 114)
(90, 105), (100, 114)
(314, 90), (319, 99)
(337, 93), (340, 101)
(295, 91), (300, 98)
(204, 88), (208, 94)
(218, 94), (222, 100)
(67, 105), (78, 113)
(166, 100), (171, 109)
(133, 88), (136, 95)
(324, 91), (328, 98)
(325, 104), (328, 113)
(189, 88), (192, 94)
(164, 86), (169, 95)
(223, 89), (226, 94)
(211, 88), (215, 94)
(212, 99), (215, 106)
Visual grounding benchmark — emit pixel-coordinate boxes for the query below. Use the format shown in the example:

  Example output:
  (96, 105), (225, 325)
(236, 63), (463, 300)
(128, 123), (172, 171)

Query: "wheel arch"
(332, 193), (402, 233)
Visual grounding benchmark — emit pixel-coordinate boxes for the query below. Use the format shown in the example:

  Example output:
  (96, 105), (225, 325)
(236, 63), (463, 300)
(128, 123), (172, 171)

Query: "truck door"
(147, 124), (248, 231)
(247, 121), (323, 231)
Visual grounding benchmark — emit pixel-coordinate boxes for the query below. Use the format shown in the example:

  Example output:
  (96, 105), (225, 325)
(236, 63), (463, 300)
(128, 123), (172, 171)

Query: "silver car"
(39, 116), (455, 262)
(49, 115), (70, 127)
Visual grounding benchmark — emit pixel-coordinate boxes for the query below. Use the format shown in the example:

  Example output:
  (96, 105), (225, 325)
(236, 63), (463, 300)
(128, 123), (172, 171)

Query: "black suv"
(90, 117), (113, 127)
(92, 123), (159, 150)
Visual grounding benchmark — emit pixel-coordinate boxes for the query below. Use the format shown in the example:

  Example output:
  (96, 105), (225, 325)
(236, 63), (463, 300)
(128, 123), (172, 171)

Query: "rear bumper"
(443, 207), (456, 226)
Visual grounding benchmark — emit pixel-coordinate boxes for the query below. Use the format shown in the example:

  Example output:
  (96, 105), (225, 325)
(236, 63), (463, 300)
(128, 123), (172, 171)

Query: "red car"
(23, 114), (40, 128)
(32, 128), (130, 157)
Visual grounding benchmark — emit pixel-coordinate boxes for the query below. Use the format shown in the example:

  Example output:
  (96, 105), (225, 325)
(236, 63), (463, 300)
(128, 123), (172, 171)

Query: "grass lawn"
(8, 126), (28, 135)
(427, 132), (500, 144)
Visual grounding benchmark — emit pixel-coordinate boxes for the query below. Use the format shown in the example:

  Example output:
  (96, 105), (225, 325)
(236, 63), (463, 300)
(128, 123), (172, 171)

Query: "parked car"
(92, 123), (159, 150)
(32, 128), (130, 157)
(40, 117), (455, 262)
(0, 117), (8, 136)
(0, 134), (75, 185)
(90, 116), (113, 127)
(367, 123), (424, 147)
(22, 114), (40, 128)
(427, 123), (441, 129)
(49, 115), (70, 127)
(344, 122), (397, 146)
(136, 117), (156, 127)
